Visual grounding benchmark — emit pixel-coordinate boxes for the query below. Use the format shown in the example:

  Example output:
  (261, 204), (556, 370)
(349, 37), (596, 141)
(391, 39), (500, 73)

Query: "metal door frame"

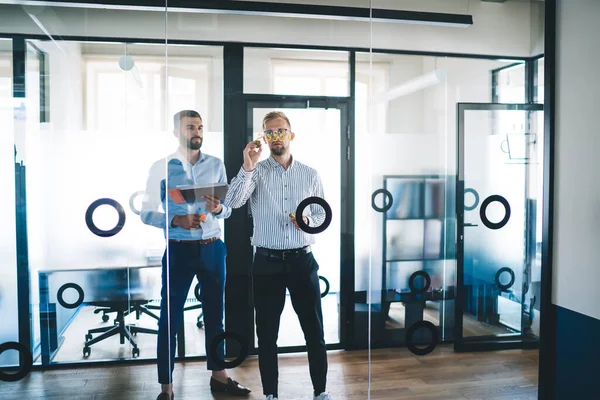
(244, 94), (353, 354)
(455, 102), (543, 352)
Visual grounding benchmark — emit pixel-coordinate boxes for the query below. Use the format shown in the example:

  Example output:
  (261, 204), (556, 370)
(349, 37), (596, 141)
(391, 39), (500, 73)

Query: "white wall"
(0, 1), (540, 57)
(553, 0), (600, 321)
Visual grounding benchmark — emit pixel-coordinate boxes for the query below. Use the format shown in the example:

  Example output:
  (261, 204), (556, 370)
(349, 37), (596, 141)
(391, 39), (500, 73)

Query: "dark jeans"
(252, 250), (328, 397)
(157, 239), (227, 384)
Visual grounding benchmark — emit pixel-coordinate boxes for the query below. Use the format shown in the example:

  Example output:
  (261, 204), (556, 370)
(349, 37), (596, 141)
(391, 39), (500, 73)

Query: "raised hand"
(243, 139), (263, 171)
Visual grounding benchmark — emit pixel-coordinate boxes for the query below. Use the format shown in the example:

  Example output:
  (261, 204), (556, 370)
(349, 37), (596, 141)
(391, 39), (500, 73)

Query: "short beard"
(270, 144), (286, 156)
(188, 137), (202, 150)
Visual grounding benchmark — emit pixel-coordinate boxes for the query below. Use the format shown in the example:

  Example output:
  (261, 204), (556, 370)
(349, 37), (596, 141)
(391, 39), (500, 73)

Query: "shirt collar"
(170, 149), (205, 166)
(267, 155), (295, 170)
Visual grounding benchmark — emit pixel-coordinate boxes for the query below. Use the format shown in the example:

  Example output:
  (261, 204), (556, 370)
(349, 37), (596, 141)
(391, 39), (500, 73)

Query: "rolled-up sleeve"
(140, 162), (173, 229)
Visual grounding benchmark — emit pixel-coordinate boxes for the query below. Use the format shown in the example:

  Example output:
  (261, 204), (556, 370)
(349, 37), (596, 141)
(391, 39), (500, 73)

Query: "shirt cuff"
(214, 204), (226, 219)
(239, 166), (255, 177)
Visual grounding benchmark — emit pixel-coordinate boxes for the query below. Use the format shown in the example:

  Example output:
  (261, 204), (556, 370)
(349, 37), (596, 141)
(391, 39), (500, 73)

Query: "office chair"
(83, 299), (158, 358)
(84, 283), (204, 357)
(105, 282), (204, 328)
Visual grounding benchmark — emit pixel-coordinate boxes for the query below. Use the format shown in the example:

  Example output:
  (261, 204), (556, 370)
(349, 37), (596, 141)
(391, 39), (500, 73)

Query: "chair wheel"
(83, 346), (91, 357)
(85, 333), (92, 341)
(132, 347), (140, 357)
(102, 315), (109, 322)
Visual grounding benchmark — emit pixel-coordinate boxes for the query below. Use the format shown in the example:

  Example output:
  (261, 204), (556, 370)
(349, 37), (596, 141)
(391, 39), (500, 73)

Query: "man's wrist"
(214, 204), (223, 215)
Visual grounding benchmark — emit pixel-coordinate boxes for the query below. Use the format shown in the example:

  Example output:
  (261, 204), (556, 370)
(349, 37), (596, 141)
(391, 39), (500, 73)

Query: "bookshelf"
(379, 174), (457, 344)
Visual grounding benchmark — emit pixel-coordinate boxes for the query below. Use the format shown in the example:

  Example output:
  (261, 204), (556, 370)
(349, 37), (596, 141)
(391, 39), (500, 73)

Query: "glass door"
(455, 103), (544, 351)
(245, 96), (351, 353)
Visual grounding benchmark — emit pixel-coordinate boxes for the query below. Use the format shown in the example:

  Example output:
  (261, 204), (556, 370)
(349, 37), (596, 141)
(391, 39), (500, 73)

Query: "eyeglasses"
(262, 128), (291, 142)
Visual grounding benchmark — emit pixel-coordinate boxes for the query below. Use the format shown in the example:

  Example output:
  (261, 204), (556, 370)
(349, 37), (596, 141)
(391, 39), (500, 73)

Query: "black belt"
(168, 237), (219, 244)
(255, 246), (311, 261)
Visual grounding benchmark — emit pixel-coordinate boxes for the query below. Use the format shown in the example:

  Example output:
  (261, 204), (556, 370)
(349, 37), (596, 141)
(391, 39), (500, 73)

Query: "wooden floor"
(52, 294), (341, 362)
(386, 302), (517, 337)
(0, 345), (539, 400)
(52, 295), (516, 363)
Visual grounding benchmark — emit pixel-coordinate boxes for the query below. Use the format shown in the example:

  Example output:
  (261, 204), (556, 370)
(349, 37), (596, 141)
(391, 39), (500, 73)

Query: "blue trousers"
(157, 239), (227, 384)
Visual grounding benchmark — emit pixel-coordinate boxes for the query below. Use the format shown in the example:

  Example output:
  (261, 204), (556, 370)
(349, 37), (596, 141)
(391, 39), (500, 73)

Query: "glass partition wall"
(0, 37), (19, 375)
(0, 0), (545, 398)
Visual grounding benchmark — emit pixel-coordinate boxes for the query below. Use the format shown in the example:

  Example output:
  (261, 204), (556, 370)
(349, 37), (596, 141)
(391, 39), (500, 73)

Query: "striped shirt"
(225, 156), (326, 250)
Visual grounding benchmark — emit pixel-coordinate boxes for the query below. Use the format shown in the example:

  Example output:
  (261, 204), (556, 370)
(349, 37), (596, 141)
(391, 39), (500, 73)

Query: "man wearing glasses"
(226, 111), (332, 400)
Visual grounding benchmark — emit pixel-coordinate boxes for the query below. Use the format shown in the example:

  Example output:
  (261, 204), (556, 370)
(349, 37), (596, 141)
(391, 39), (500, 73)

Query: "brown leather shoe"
(210, 377), (251, 396)
(156, 392), (174, 400)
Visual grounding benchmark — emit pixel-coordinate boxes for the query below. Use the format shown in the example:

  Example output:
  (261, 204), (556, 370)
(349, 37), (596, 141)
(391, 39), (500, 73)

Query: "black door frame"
(241, 94), (353, 354)
(454, 102), (544, 352)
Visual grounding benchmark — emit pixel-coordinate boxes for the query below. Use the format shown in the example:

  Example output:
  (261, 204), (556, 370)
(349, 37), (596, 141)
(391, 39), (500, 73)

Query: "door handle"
(464, 223), (479, 227)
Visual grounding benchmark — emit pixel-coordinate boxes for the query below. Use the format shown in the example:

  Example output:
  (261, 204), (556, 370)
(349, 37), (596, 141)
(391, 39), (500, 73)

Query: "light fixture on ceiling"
(118, 55), (143, 89)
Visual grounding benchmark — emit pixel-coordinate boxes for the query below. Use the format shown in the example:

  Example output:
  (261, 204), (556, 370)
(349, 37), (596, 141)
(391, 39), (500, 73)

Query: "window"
(85, 56), (211, 132)
(493, 63), (526, 103)
(272, 59), (349, 96)
(244, 47), (350, 96)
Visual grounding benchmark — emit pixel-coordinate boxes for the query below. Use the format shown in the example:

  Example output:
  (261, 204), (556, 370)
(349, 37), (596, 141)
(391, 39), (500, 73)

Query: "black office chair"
(123, 282), (204, 328)
(93, 298), (160, 326)
(84, 282), (204, 357)
(123, 301), (161, 321)
(83, 299), (158, 358)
